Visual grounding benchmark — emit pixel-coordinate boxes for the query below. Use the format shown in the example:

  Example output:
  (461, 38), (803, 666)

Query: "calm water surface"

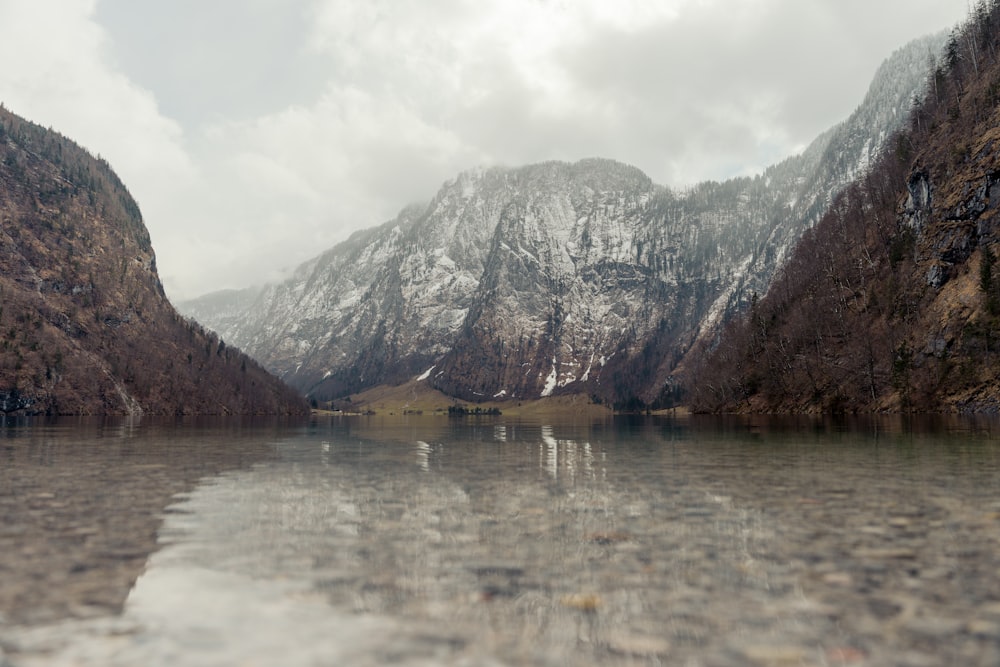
(2, 415), (1000, 666)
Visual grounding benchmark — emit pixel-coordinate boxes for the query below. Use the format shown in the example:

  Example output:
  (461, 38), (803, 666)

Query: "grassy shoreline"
(313, 380), (687, 418)
(312, 380), (621, 419)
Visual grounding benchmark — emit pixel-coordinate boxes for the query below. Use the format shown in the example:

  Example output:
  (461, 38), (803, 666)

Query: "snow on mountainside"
(691, 6), (1000, 413)
(180, 32), (947, 406)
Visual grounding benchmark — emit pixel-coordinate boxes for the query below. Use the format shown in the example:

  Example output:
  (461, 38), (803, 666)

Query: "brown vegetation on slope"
(690, 2), (1000, 413)
(0, 107), (307, 415)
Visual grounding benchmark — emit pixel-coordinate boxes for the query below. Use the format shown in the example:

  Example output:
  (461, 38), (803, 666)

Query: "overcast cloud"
(0, 0), (971, 300)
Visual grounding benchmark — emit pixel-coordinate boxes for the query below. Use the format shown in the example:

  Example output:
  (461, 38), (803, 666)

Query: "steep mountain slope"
(181, 33), (945, 407)
(690, 8), (1000, 413)
(0, 107), (307, 415)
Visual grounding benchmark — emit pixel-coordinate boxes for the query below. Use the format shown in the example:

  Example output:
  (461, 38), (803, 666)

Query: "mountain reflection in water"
(3, 415), (1000, 666)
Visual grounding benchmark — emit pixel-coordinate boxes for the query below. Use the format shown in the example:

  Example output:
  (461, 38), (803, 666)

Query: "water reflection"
(4, 415), (1000, 666)
(0, 418), (300, 630)
(415, 440), (432, 472)
(538, 424), (597, 482)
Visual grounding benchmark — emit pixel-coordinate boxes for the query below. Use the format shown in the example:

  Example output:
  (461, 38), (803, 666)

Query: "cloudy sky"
(0, 0), (971, 301)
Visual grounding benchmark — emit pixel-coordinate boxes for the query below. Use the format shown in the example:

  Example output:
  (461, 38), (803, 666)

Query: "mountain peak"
(179, 32), (945, 409)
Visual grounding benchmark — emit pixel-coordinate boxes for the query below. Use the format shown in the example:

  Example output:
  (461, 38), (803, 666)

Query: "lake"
(2, 414), (1000, 666)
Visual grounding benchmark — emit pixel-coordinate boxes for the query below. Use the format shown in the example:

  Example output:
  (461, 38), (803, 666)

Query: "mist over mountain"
(181, 33), (945, 409)
(0, 107), (307, 415)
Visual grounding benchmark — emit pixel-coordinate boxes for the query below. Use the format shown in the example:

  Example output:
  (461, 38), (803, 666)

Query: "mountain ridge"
(180, 32), (947, 408)
(689, 7), (1000, 413)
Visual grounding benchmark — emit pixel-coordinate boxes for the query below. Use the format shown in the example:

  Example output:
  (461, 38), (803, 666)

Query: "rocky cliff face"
(690, 10), (1000, 413)
(0, 107), (307, 415)
(181, 34), (945, 407)
(429, 161), (665, 401)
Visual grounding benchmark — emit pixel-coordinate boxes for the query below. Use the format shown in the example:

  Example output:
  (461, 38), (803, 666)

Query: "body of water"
(2, 415), (1000, 666)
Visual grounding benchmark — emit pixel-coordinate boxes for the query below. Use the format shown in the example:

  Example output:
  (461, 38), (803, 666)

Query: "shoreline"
(311, 380), (630, 419)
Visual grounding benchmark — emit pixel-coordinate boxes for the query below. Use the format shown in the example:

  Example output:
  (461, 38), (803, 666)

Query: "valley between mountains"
(180, 33), (950, 411)
(6, 8), (1000, 415)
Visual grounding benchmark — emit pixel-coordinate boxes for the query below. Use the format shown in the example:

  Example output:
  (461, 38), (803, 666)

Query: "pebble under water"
(2, 415), (1000, 666)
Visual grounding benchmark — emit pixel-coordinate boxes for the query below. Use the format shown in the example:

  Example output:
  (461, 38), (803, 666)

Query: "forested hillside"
(690, 3), (1000, 413)
(0, 107), (308, 415)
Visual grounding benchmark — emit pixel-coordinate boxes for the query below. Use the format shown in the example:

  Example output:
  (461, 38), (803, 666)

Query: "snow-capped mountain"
(180, 33), (945, 406)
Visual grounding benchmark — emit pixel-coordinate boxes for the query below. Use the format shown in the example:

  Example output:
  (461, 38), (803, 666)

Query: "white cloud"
(0, 1), (193, 186)
(0, 0), (973, 300)
(0, 0), (197, 290)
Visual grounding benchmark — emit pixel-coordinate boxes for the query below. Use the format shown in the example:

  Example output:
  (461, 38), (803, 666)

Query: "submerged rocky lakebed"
(2, 415), (1000, 666)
